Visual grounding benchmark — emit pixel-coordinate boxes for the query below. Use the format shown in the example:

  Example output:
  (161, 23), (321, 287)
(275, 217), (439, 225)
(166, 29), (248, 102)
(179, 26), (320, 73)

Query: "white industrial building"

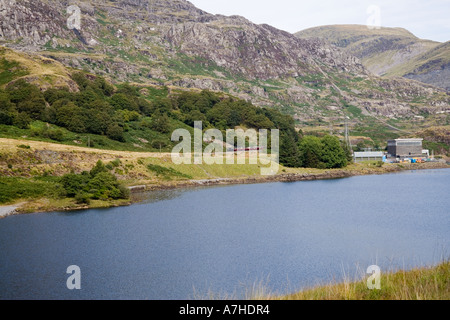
(353, 151), (384, 163)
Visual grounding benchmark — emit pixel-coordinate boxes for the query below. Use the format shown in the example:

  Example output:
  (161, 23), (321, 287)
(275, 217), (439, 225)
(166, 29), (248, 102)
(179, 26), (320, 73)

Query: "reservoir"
(0, 169), (448, 300)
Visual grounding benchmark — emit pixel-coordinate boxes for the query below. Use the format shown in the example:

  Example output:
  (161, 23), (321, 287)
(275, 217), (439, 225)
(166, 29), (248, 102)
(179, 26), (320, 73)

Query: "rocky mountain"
(1, 0), (449, 131)
(295, 25), (450, 91)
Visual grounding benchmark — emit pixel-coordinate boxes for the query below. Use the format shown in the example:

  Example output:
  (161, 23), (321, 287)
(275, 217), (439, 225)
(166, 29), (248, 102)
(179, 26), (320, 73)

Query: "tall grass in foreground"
(193, 261), (449, 300)
(281, 261), (449, 300)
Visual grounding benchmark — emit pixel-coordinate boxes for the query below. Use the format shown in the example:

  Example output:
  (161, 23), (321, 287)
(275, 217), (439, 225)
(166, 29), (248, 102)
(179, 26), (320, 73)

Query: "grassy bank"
(274, 261), (449, 300)
(1, 137), (449, 215)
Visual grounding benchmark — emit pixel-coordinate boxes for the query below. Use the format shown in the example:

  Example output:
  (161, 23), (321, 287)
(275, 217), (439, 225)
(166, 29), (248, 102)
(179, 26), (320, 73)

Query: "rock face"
(403, 42), (450, 91)
(0, 0), (449, 125)
(163, 19), (366, 80)
(0, 0), (71, 47)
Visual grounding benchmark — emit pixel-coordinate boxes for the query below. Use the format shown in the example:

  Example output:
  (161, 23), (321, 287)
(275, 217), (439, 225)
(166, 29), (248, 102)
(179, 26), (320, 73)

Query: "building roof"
(354, 152), (384, 158)
(387, 138), (423, 142)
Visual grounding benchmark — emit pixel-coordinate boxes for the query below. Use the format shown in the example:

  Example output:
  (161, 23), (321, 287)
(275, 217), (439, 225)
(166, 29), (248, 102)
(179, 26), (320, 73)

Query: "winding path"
(0, 203), (23, 218)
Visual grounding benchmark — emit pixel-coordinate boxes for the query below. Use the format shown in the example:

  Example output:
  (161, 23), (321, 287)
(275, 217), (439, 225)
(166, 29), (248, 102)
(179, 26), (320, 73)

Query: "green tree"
(44, 88), (74, 105)
(321, 135), (348, 169)
(72, 72), (90, 90)
(93, 76), (115, 96)
(90, 160), (109, 177)
(6, 79), (41, 104)
(60, 173), (90, 197)
(151, 110), (170, 133)
(76, 87), (100, 109)
(137, 98), (153, 116)
(183, 109), (207, 127)
(13, 112), (32, 129)
(87, 171), (128, 200)
(298, 136), (324, 169)
(106, 123), (125, 142)
(0, 110), (13, 125)
(85, 109), (112, 135)
(279, 132), (301, 167)
(110, 93), (139, 111)
(116, 83), (139, 97)
(55, 102), (86, 133)
(151, 97), (173, 114)
(16, 97), (46, 120)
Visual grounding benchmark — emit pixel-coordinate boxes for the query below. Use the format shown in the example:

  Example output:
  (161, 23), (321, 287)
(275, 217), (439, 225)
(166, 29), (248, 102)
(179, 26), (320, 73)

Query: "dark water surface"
(0, 169), (448, 300)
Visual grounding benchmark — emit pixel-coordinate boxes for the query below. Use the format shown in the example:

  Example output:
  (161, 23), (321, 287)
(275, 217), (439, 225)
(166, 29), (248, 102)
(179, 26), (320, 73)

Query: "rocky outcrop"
(164, 19), (366, 80)
(0, 0), (69, 47)
(1, 0), (449, 124)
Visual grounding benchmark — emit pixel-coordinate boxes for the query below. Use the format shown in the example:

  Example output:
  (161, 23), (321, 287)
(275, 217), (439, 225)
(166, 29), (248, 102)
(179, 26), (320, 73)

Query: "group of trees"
(0, 73), (165, 142)
(298, 135), (351, 169)
(60, 160), (130, 204)
(0, 71), (350, 169)
(172, 90), (277, 130)
(0, 72), (293, 142)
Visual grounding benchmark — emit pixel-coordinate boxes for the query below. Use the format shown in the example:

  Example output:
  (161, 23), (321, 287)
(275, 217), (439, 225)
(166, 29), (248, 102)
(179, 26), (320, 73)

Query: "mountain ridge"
(295, 24), (449, 90)
(1, 0), (449, 130)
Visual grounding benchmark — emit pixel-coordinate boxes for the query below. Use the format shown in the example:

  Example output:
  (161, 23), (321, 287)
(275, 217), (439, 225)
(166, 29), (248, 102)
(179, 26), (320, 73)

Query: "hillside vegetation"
(1, 1), (449, 130)
(295, 25), (449, 90)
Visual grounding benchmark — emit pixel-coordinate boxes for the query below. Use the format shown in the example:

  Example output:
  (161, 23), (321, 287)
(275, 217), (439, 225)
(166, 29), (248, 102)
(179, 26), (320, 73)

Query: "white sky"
(188, 0), (450, 43)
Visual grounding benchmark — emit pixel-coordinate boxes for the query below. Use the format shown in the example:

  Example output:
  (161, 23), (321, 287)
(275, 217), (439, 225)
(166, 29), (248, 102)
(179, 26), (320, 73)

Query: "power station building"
(387, 139), (423, 158)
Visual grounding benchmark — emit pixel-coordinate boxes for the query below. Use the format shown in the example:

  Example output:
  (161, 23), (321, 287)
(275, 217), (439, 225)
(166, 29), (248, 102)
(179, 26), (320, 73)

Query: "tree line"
(0, 71), (350, 169)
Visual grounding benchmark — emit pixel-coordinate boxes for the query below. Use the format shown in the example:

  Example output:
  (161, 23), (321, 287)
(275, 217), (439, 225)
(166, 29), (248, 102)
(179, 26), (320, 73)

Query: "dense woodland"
(0, 72), (349, 169)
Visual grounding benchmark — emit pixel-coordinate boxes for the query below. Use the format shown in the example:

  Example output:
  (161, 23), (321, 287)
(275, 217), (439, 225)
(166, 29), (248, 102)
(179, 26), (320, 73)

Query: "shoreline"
(128, 161), (450, 191)
(0, 203), (23, 219)
(2, 161), (449, 217)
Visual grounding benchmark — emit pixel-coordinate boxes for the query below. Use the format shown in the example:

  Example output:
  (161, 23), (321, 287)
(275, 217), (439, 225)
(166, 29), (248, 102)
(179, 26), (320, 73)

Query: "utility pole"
(345, 117), (352, 153)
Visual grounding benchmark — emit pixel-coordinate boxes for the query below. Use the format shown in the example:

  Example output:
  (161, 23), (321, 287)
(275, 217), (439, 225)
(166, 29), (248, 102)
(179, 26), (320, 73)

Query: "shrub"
(150, 110), (170, 133)
(46, 129), (65, 141)
(60, 173), (90, 197)
(151, 140), (167, 149)
(75, 192), (91, 205)
(13, 112), (32, 129)
(106, 123), (125, 142)
(60, 161), (129, 202)
(0, 110), (13, 125)
(90, 160), (109, 177)
(87, 171), (125, 200)
(147, 164), (192, 180)
(110, 158), (122, 168)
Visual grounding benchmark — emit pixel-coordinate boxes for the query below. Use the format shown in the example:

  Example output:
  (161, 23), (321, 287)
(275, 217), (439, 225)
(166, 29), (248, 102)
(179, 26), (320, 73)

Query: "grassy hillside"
(0, 46), (77, 91)
(0, 136), (285, 211)
(295, 25), (449, 90)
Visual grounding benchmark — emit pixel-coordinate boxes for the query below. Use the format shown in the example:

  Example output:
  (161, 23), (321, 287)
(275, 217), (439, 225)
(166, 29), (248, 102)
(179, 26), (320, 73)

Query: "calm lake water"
(0, 169), (449, 300)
